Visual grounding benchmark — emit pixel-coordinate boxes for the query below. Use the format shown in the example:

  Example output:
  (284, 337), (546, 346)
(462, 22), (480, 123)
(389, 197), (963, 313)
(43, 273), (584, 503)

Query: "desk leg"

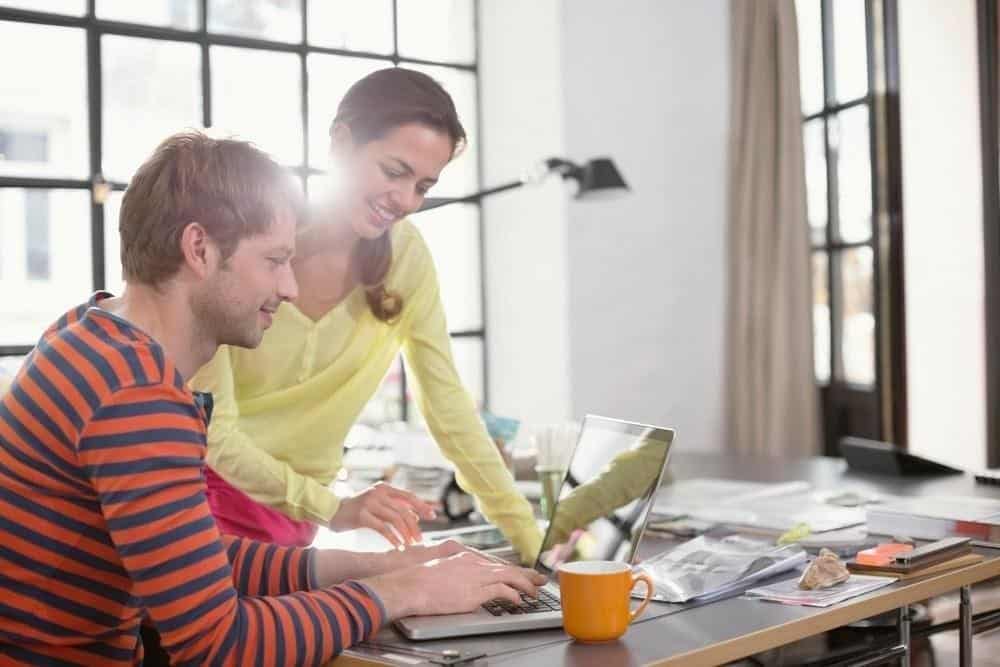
(898, 604), (911, 667)
(960, 585), (972, 667)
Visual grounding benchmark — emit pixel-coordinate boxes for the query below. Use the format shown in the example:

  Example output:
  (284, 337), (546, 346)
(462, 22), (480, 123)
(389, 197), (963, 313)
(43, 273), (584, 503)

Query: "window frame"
(0, 0), (489, 420)
(799, 0), (906, 454)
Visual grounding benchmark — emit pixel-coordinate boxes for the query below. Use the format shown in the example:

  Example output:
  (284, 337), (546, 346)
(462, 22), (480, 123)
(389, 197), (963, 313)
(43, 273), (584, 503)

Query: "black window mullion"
(299, 0), (309, 196)
(87, 0), (105, 291)
(200, 0), (211, 127)
(391, 0), (399, 64)
(821, 0), (843, 383)
(864, 0), (884, 422)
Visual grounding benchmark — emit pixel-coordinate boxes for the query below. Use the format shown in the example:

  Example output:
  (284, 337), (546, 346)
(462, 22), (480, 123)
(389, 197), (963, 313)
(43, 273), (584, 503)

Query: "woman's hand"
(329, 482), (437, 547)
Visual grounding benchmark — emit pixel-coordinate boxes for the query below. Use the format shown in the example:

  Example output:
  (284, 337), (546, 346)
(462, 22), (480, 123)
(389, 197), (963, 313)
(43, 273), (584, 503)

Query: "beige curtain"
(726, 0), (820, 456)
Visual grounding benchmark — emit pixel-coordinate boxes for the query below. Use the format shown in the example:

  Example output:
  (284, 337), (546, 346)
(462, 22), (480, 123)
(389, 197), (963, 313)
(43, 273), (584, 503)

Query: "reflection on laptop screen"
(535, 415), (674, 575)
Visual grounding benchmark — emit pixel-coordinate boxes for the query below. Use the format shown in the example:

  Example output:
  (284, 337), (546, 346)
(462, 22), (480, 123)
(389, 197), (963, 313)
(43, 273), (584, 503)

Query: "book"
(866, 496), (1000, 541)
(847, 553), (984, 580)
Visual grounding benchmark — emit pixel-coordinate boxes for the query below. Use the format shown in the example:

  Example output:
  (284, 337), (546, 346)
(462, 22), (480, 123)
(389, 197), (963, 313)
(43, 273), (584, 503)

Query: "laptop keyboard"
(482, 588), (561, 616)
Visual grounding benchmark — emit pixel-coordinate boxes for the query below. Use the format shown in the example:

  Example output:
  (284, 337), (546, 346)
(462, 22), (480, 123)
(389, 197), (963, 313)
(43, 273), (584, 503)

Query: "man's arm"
(79, 383), (384, 665)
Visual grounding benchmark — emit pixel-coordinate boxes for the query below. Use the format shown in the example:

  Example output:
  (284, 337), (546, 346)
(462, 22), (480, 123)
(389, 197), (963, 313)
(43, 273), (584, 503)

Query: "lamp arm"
(418, 179), (525, 212)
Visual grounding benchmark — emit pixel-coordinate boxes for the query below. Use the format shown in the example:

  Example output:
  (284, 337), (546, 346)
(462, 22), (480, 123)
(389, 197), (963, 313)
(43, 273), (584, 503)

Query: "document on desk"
(635, 535), (807, 603)
(653, 478), (866, 533)
(745, 573), (895, 607)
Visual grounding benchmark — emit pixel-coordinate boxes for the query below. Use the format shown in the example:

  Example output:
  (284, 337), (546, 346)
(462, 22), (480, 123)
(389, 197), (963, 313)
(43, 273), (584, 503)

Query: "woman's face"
(332, 122), (454, 240)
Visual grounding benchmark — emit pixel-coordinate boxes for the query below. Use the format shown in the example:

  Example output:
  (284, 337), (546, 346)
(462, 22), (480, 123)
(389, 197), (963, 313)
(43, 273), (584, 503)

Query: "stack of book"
(866, 496), (1000, 541)
(846, 537), (984, 580)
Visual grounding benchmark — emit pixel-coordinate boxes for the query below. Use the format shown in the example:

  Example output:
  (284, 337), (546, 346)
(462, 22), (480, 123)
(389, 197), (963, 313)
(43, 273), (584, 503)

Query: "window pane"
(813, 251), (830, 384)
(0, 22), (87, 179)
(307, 54), (392, 169)
(103, 190), (125, 294)
(411, 203), (481, 331)
(0, 0), (84, 14)
(307, 0), (392, 54)
(796, 0), (824, 115)
(839, 247), (874, 386)
(397, 0), (475, 65)
(804, 118), (827, 245)
(102, 36), (202, 181)
(211, 46), (302, 166)
(0, 188), (91, 346)
(833, 105), (872, 243)
(208, 0), (301, 42)
(832, 0), (868, 103)
(359, 355), (404, 425)
(97, 0), (199, 30)
(407, 65), (479, 197)
(0, 355), (27, 381)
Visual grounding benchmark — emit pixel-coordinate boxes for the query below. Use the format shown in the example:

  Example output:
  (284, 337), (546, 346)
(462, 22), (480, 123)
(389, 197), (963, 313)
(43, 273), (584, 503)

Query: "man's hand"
(363, 551), (548, 620)
(329, 482), (437, 547)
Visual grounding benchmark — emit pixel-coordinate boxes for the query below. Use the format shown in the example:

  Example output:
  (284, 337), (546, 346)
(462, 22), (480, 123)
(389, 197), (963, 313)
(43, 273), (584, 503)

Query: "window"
(796, 0), (906, 453)
(0, 0), (485, 424)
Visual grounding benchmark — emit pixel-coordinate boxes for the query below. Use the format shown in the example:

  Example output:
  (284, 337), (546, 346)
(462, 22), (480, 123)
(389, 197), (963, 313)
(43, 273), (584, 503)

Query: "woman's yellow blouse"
(190, 220), (542, 559)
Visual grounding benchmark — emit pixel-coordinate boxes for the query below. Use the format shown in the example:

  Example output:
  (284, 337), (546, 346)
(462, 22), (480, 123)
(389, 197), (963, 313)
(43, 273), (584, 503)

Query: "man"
(0, 132), (544, 665)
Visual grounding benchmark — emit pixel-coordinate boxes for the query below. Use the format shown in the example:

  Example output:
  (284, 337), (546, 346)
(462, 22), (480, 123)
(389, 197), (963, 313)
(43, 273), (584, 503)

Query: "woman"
(191, 68), (542, 560)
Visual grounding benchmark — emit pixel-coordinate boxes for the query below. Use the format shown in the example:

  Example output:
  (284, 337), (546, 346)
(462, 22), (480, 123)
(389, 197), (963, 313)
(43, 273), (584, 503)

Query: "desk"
(333, 453), (1000, 667)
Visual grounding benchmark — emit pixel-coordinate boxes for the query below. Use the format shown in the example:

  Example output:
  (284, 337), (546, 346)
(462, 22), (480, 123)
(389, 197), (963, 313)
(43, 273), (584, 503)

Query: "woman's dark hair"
(333, 67), (466, 322)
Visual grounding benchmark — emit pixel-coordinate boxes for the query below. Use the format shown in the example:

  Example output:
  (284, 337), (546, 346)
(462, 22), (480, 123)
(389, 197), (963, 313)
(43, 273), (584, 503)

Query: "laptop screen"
(534, 415), (674, 575)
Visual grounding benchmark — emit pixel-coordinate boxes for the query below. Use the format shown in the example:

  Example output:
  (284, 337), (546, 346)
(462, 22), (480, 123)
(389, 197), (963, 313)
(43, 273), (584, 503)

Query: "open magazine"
(635, 535), (806, 603)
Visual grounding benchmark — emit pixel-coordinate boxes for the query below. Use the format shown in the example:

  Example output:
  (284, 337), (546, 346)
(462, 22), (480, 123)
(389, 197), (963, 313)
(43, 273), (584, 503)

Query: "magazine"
(635, 535), (807, 603)
(745, 573), (896, 607)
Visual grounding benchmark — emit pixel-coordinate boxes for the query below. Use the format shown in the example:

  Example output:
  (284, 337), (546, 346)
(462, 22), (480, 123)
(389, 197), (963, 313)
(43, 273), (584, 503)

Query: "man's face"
(194, 209), (298, 349)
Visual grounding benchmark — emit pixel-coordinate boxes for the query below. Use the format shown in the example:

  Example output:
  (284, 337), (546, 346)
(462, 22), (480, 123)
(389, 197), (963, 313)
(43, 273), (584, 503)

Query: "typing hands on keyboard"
(482, 589), (561, 615)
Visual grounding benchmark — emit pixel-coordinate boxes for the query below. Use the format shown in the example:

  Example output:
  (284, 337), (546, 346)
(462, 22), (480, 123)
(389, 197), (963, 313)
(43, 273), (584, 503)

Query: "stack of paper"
(745, 573), (896, 607)
(653, 478), (866, 533)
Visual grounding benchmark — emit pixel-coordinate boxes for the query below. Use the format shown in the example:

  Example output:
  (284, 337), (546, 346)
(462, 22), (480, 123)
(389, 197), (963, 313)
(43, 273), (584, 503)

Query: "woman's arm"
(190, 346), (341, 524)
(400, 243), (543, 563)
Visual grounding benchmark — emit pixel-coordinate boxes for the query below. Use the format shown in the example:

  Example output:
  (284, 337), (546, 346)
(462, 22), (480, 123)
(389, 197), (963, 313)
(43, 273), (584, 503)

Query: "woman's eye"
(381, 165), (403, 179)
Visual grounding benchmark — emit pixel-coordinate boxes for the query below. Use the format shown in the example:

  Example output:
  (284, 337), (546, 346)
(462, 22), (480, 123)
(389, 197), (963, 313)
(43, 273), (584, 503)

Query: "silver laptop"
(396, 415), (675, 640)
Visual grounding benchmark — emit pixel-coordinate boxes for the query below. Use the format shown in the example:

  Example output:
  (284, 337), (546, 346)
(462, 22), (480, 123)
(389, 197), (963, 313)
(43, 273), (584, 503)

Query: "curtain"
(726, 0), (820, 456)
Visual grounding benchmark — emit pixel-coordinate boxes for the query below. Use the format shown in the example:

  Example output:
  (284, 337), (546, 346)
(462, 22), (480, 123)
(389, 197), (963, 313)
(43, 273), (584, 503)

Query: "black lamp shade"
(574, 158), (629, 199)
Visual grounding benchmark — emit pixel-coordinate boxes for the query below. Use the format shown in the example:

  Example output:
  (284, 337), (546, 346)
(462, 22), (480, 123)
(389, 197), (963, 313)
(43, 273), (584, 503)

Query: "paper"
(745, 573), (896, 607)
(652, 478), (864, 533)
(635, 535), (807, 603)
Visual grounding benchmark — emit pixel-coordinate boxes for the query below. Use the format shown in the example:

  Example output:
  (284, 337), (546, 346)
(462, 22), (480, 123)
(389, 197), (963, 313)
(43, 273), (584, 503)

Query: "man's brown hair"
(119, 131), (301, 286)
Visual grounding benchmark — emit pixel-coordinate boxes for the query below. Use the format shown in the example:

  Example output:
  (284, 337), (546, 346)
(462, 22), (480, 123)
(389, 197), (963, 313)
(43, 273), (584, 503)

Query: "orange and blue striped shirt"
(0, 294), (385, 665)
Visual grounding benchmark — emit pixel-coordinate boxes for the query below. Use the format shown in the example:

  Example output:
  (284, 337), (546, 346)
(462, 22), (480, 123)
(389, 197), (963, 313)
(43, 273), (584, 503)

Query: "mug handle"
(629, 571), (654, 622)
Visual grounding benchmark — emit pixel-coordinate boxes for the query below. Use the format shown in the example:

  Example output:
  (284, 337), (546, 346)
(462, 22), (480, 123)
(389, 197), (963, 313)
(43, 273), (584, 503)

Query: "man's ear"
(178, 222), (219, 279)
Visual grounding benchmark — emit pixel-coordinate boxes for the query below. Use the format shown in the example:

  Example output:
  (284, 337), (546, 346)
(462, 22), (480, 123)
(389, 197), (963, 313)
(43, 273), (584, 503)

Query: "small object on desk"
(777, 522), (811, 546)
(840, 437), (964, 476)
(974, 468), (1000, 486)
(798, 548), (851, 590)
(893, 536), (971, 565)
(855, 543), (913, 567)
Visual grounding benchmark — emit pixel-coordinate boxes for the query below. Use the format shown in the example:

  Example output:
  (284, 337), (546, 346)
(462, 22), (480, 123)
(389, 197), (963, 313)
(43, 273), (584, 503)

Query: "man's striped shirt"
(0, 294), (385, 665)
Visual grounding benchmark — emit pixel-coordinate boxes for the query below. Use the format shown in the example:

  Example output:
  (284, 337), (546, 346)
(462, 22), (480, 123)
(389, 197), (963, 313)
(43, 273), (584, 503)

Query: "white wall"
(479, 0), (572, 423)
(898, 0), (987, 469)
(480, 1), (729, 451)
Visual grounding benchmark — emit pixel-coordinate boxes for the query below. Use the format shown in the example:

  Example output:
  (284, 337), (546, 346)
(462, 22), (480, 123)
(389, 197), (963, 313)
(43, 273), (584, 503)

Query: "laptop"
(396, 415), (675, 640)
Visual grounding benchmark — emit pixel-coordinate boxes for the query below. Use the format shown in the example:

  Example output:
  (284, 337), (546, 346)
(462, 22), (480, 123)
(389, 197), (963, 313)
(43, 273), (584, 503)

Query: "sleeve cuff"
(348, 580), (389, 625)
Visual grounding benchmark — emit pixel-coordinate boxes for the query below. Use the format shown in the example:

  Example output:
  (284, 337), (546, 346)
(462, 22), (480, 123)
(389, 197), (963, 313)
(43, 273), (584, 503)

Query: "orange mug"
(557, 561), (654, 642)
